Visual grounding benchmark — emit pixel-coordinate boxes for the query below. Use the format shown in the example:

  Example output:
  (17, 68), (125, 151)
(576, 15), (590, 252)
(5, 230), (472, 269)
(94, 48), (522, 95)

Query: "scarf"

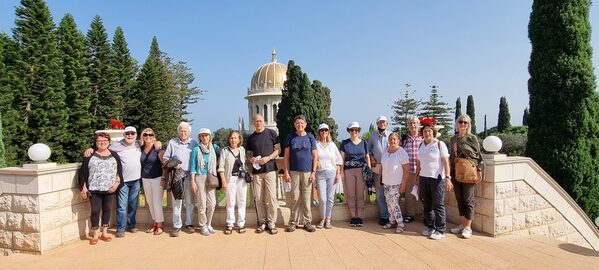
(197, 143), (217, 176)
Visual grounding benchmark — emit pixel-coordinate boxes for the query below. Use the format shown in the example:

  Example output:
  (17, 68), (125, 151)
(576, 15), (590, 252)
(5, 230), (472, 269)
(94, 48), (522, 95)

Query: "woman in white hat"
(315, 123), (343, 229)
(190, 128), (220, 236)
(339, 122), (371, 227)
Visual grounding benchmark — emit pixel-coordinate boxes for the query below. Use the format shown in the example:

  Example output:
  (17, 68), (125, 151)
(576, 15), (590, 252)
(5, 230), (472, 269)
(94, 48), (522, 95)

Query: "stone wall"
(446, 154), (599, 250)
(0, 164), (88, 255)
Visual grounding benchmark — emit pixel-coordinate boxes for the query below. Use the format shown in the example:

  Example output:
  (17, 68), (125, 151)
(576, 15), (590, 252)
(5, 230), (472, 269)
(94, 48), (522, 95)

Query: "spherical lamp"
(483, 136), (502, 154)
(28, 143), (51, 163)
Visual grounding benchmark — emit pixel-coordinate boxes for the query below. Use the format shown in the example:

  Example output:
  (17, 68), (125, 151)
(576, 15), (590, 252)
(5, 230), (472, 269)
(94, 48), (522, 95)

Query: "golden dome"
(249, 50), (287, 94)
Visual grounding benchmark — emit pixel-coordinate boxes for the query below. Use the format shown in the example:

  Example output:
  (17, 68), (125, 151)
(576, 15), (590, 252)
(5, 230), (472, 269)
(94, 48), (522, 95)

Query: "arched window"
(264, 105), (269, 123)
(249, 106), (253, 118)
(273, 104), (278, 120)
(256, 105), (259, 115)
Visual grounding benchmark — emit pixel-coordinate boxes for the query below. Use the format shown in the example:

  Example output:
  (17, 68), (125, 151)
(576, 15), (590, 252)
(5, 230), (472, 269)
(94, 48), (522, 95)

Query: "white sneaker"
(429, 230), (445, 240)
(461, 227), (472, 239)
(450, 224), (464, 234)
(207, 225), (215, 234)
(200, 226), (210, 236)
(422, 227), (434, 237)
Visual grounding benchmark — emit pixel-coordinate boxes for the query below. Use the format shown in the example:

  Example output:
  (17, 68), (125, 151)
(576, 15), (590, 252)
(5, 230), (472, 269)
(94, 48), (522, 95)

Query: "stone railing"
(446, 154), (599, 250)
(0, 163), (379, 255)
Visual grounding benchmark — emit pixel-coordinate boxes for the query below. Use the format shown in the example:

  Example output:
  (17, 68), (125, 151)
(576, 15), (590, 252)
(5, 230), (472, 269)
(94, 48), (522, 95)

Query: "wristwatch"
(445, 176), (451, 180)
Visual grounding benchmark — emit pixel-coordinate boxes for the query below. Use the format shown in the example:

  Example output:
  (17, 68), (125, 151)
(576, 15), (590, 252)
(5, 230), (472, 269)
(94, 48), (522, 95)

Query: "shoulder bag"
(452, 140), (481, 184)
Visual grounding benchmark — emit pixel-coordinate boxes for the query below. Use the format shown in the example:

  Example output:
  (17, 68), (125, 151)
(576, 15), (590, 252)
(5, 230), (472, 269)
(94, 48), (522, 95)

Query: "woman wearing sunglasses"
(140, 128), (165, 235)
(315, 123), (343, 229)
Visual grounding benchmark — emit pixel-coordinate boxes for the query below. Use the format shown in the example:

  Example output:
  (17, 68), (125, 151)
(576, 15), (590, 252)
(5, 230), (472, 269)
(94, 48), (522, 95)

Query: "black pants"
(452, 180), (475, 220)
(90, 192), (115, 230)
(419, 175), (446, 232)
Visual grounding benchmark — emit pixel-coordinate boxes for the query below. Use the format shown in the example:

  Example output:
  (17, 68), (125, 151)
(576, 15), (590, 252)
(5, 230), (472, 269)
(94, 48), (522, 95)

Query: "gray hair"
(456, 114), (472, 134)
(177, 122), (191, 132)
(407, 115), (420, 127)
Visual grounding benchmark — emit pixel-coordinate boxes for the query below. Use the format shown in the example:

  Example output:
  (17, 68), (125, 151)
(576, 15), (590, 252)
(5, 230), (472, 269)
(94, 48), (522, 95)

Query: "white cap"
(376, 115), (388, 123)
(124, 126), (136, 133)
(347, 122), (360, 130)
(199, 128), (212, 135)
(318, 123), (330, 131)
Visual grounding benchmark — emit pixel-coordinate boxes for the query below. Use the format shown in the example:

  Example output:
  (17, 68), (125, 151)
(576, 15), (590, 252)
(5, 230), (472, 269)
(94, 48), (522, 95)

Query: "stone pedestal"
(0, 164), (86, 255)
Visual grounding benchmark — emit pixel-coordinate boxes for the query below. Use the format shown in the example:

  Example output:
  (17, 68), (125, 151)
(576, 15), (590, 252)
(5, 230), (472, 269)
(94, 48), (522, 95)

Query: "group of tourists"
(78, 113), (483, 245)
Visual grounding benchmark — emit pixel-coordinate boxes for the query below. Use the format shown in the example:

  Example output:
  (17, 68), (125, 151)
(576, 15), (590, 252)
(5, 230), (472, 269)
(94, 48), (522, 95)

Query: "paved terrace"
(4, 221), (599, 270)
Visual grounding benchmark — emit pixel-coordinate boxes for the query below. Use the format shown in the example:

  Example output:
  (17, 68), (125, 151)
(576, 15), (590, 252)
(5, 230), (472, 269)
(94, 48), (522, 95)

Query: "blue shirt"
(340, 139), (368, 169)
(286, 132), (317, 172)
(164, 138), (198, 172)
(367, 130), (390, 164)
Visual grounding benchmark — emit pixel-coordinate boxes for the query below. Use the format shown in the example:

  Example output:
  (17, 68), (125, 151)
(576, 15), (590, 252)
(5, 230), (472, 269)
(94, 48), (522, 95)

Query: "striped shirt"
(401, 134), (423, 173)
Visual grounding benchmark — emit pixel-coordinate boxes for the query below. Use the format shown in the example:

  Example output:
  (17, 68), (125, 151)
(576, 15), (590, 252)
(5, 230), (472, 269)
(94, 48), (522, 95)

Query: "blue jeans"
(374, 172), (389, 219)
(116, 179), (141, 232)
(316, 170), (336, 219)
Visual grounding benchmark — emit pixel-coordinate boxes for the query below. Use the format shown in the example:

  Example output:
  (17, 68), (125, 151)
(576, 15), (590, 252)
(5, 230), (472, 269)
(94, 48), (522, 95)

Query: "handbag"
(206, 173), (220, 188)
(453, 141), (482, 184)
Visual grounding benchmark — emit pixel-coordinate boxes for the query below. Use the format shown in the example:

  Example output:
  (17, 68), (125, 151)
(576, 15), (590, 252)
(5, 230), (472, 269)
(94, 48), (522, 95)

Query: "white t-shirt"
(110, 141), (142, 182)
(418, 139), (449, 179)
(316, 141), (343, 172)
(381, 147), (409, 185)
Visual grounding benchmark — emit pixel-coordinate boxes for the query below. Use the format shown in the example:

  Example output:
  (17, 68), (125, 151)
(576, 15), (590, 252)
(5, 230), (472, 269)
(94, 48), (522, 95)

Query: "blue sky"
(1, 1), (598, 134)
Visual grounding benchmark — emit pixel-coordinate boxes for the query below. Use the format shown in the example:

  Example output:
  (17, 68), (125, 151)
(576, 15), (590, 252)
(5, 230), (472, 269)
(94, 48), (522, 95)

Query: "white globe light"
(28, 143), (51, 162)
(595, 216), (599, 227)
(483, 136), (503, 153)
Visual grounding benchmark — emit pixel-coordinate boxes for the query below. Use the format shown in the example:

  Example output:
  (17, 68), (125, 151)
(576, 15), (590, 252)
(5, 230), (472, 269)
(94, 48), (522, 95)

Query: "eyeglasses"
(125, 131), (136, 136)
(458, 121), (469, 124)
(96, 139), (109, 143)
(349, 129), (360, 133)
(143, 133), (154, 137)
(319, 129), (329, 132)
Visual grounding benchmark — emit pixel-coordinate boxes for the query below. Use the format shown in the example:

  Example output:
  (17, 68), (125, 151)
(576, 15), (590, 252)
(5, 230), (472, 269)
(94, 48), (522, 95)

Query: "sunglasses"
(349, 129), (360, 132)
(143, 133), (154, 137)
(458, 121), (469, 124)
(319, 129), (329, 132)
(125, 131), (136, 136)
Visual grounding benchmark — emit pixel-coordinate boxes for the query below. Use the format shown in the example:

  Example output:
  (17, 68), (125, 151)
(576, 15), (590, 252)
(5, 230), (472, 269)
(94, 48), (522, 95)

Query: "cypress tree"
(13, 0), (68, 163)
(111, 26), (137, 122)
(0, 111), (5, 168)
(527, 0), (599, 218)
(87, 15), (119, 129)
(391, 84), (420, 128)
(130, 37), (176, 142)
(419, 85), (452, 136)
(455, 97), (462, 120)
(276, 60), (318, 148)
(497, 96), (511, 132)
(483, 114), (488, 137)
(57, 13), (92, 162)
(466, 95), (477, 133)
(522, 108), (529, 125)
(0, 33), (22, 166)
(312, 80), (338, 142)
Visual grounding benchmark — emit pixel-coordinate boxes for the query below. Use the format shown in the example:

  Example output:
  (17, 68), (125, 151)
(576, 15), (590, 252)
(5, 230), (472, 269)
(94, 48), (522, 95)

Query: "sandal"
(224, 226), (233, 235)
(268, 226), (278, 235)
(255, 223), (266, 233)
(90, 238), (98, 245)
(238, 226), (246, 234)
(99, 235), (112, 242)
(404, 216), (414, 223)
(382, 223), (395, 229)
(146, 225), (156, 233)
(154, 227), (164, 235)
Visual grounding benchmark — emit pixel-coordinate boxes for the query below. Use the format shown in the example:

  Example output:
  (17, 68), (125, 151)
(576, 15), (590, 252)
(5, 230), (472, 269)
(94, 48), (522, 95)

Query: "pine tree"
(466, 95), (477, 133)
(13, 0), (68, 163)
(0, 111), (5, 168)
(162, 55), (203, 123)
(527, 0), (599, 218)
(276, 60), (319, 148)
(0, 33), (22, 166)
(522, 107), (529, 125)
(111, 26), (137, 122)
(87, 15), (119, 129)
(391, 84), (420, 128)
(419, 85), (453, 135)
(129, 37), (176, 142)
(57, 13), (92, 162)
(455, 97), (462, 120)
(497, 96), (511, 132)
